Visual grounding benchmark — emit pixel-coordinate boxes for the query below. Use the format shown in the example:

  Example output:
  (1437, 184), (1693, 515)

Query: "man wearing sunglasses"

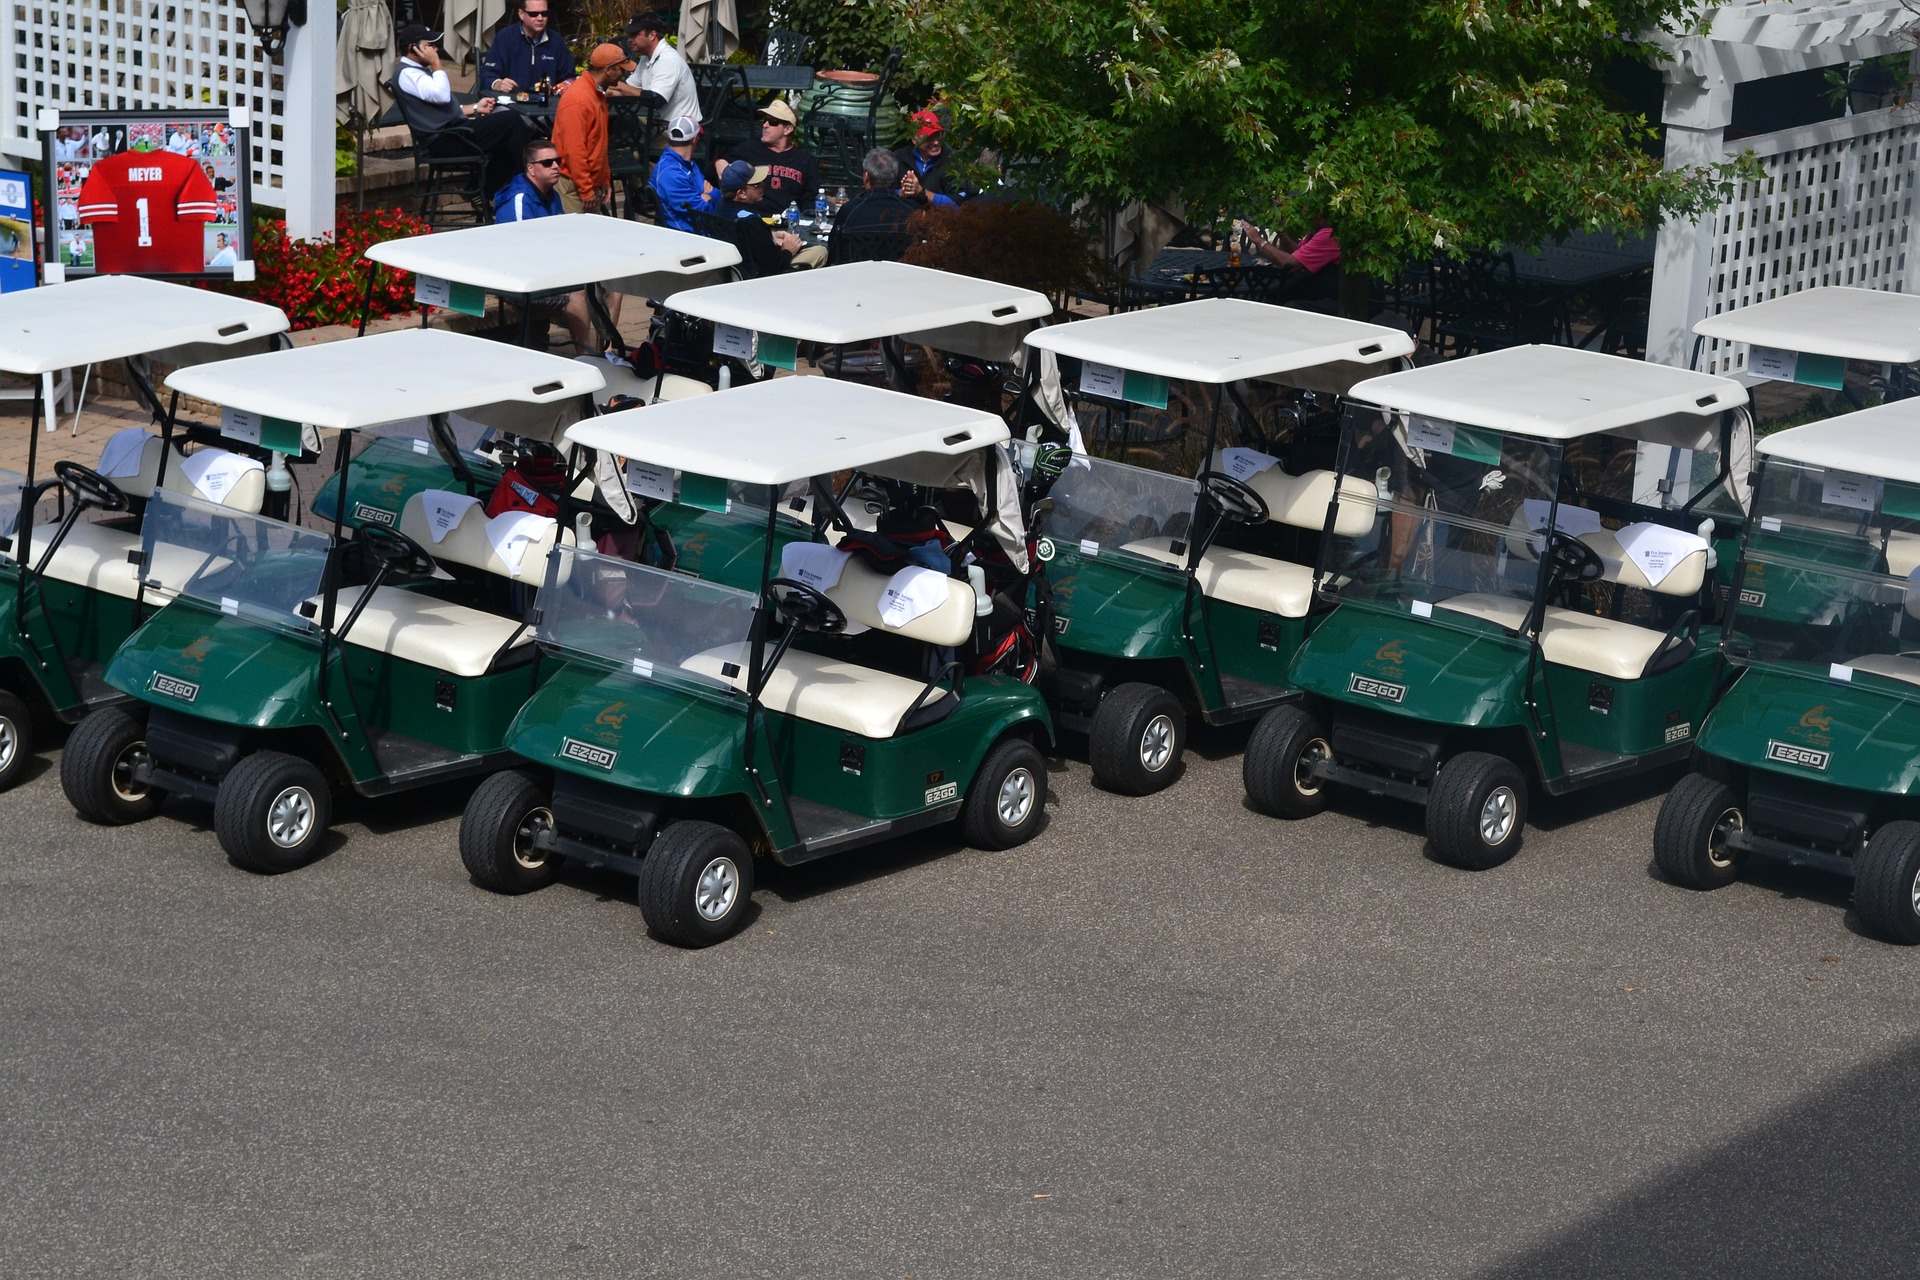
(492, 142), (596, 353)
(480, 0), (574, 95)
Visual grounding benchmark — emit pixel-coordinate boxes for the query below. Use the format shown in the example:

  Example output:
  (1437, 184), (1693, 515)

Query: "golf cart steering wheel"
(355, 524), (439, 580)
(53, 460), (129, 513)
(767, 577), (848, 634)
(1547, 530), (1605, 584)
(1198, 471), (1270, 526)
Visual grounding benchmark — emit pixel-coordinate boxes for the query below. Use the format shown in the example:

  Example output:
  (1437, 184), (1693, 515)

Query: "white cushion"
(1504, 512), (1707, 597)
(1434, 592), (1667, 681)
(824, 554), (975, 646)
(115, 436), (267, 512)
(681, 641), (949, 740)
(1212, 452), (1376, 536)
(580, 358), (711, 406)
(397, 491), (570, 585)
(315, 585), (531, 677)
(1120, 536), (1316, 618)
(1, 520), (233, 602)
(1848, 653), (1920, 688)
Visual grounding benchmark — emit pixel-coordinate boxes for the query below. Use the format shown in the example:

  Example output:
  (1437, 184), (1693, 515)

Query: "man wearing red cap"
(891, 108), (957, 208)
(552, 42), (634, 213)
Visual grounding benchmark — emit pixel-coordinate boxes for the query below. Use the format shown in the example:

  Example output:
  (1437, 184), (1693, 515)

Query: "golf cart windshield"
(139, 491), (333, 633)
(1726, 458), (1920, 698)
(1038, 452), (1198, 572)
(0, 468), (21, 542)
(537, 546), (758, 693)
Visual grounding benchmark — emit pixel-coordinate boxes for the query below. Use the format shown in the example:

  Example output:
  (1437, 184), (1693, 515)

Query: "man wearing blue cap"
(718, 160), (827, 277)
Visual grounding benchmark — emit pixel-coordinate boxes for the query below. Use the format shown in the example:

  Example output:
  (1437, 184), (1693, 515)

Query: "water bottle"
(784, 201), (800, 232)
(835, 186), (847, 211)
(814, 188), (829, 225)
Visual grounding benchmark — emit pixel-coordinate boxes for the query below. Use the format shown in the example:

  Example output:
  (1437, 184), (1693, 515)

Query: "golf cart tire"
(1855, 821), (1920, 946)
(638, 820), (754, 948)
(1243, 704), (1332, 820)
(0, 689), (33, 792)
(460, 768), (560, 894)
(1089, 682), (1185, 796)
(61, 707), (162, 826)
(1653, 772), (1743, 891)
(215, 751), (332, 874)
(960, 736), (1048, 850)
(1426, 751), (1527, 871)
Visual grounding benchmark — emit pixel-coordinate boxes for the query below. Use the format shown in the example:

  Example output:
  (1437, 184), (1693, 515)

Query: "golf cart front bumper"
(1723, 775), (1869, 879)
(540, 772), (666, 876)
(142, 709), (250, 804)
(1309, 709), (1445, 807)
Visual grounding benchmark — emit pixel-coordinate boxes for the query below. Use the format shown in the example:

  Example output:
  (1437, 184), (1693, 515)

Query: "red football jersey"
(76, 149), (219, 274)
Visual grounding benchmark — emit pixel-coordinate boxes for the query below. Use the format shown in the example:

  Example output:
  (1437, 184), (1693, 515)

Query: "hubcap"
(1140, 714), (1175, 772)
(266, 785), (316, 849)
(1295, 738), (1331, 796)
(110, 740), (151, 803)
(1479, 786), (1518, 846)
(695, 856), (740, 922)
(0, 714), (15, 772)
(513, 806), (554, 871)
(997, 766), (1036, 827)
(1706, 806), (1743, 870)
(1910, 866), (1920, 919)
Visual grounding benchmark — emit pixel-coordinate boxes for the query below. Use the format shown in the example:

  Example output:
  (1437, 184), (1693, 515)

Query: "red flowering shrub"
(242, 205), (432, 331)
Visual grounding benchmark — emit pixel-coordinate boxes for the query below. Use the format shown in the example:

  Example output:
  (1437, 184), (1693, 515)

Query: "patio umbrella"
(678, 0), (742, 64)
(443, 0), (508, 68)
(335, 0), (395, 127)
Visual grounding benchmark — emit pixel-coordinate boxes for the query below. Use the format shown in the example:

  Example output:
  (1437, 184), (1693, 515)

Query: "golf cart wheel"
(1653, 772), (1744, 891)
(60, 707), (162, 825)
(1854, 821), (1920, 946)
(1088, 682), (1185, 796)
(215, 751), (332, 874)
(460, 769), (560, 894)
(1426, 751), (1527, 870)
(960, 736), (1048, 850)
(638, 820), (754, 948)
(1243, 705), (1333, 820)
(0, 689), (33, 792)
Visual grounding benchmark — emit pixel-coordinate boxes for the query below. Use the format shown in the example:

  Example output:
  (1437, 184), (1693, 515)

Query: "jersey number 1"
(135, 197), (152, 248)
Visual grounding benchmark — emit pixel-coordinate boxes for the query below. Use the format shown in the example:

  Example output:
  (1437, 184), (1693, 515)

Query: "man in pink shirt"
(1238, 219), (1340, 275)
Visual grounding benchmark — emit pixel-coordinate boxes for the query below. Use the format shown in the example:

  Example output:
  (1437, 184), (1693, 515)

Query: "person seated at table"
(714, 98), (817, 212)
(892, 109), (958, 208)
(493, 141), (598, 352)
(480, 0), (574, 96)
(828, 149), (922, 265)
(552, 42), (632, 213)
(612, 11), (699, 125)
(651, 114), (722, 232)
(719, 161), (828, 278)
(394, 22), (530, 195)
(1237, 218), (1341, 295)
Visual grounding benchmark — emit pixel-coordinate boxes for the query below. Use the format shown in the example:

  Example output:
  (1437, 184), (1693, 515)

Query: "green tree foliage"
(898, 0), (1752, 277)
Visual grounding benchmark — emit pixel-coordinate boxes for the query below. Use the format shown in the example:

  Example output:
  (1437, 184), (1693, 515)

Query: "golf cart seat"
(680, 556), (978, 739)
(111, 435), (268, 512)
(1503, 511), (1711, 598)
(1780, 513), (1920, 577)
(1434, 593), (1673, 681)
(1846, 653), (1920, 688)
(1, 520), (236, 602)
(1210, 454), (1377, 539)
(574, 357), (711, 407)
(312, 492), (570, 679)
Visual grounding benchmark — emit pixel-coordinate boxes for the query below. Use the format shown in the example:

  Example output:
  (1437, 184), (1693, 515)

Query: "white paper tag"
(220, 597), (239, 616)
(625, 461), (675, 503)
(414, 275), (454, 309)
(1080, 361), (1127, 400)
(1079, 538), (1099, 557)
(1219, 447), (1280, 483)
(220, 406), (264, 446)
(1761, 516), (1782, 532)
(411, 438), (431, 455)
(1747, 345), (1800, 382)
(1411, 600), (1433, 618)
(1821, 469), (1880, 512)
(713, 323), (754, 360)
(1405, 418), (1456, 456)
(1829, 662), (1855, 682)
(631, 657), (654, 678)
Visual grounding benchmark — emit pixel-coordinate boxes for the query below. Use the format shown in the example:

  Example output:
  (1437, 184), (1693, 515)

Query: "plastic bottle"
(717, 364), (732, 390)
(835, 186), (847, 212)
(968, 563), (991, 618)
(814, 188), (829, 225)
(784, 201), (800, 232)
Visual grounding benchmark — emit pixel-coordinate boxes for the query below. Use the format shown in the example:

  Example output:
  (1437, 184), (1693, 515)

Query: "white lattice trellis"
(0, 1), (335, 239)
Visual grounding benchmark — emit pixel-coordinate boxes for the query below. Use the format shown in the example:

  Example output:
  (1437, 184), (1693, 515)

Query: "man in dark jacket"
(891, 108), (958, 207)
(719, 161), (827, 277)
(480, 0), (574, 95)
(828, 149), (920, 265)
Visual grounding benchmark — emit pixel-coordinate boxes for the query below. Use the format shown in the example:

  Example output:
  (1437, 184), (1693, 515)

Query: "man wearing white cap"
(715, 97), (817, 212)
(650, 114), (722, 232)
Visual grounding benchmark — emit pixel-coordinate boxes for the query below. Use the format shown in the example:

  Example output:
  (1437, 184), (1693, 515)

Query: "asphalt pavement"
(3, 724), (1917, 1278)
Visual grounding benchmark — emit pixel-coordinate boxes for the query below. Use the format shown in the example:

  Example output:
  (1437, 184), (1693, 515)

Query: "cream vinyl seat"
(1846, 653), (1920, 689)
(1434, 593), (1670, 682)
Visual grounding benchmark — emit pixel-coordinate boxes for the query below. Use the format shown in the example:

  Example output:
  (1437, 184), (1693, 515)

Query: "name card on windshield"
(219, 406), (303, 454)
(624, 461), (675, 503)
(1406, 418), (1501, 466)
(1080, 361), (1168, 410)
(413, 275), (487, 317)
(1748, 345), (1845, 391)
(712, 322), (755, 360)
(1820, 469), (1881, 512)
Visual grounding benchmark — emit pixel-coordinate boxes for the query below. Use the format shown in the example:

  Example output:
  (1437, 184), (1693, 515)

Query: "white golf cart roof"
(565, 374), (1010, 486)
(1022, 298), (1414, 383)
(1347, 345), (1748, 439)
(663, 260), (1052, 357)
(1757, 398), (1920, 485)
(0, 275), (288, 376)
(1693, 287), (1920, 365)
(165, 328), (605, 430)
(364, 213), (742, 297)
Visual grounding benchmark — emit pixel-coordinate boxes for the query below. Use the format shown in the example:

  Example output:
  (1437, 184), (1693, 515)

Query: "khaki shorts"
(556, 176), (587, 214)
(790, 244), (829, 270)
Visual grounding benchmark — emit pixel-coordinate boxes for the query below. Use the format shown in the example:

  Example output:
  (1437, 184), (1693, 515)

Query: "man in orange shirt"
(551, 42), (632, 213)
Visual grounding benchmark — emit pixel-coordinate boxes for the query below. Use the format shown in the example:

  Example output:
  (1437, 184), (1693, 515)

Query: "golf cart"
(60, 328), (606, 872)
(0, 275), (288, 791)
(1243, 345), (1752, 868)
(319, 214), (740, 532)
(1016, 299), (1415, 794)
(459, 375), (1054, 948)
(1652, 399), (1920, 942)
(1693, 285), (1920, 409)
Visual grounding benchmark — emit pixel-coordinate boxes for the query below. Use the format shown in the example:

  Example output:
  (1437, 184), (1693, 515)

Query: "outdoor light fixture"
(242, 0), (308, 57)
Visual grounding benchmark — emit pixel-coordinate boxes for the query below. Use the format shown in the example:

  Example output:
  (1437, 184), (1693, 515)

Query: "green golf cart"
(1015, 298), (1415, 794)
(1652, 399), (1920, 942)
(1692, 284), (1920, 408)
(0, 275), (288, 791)
(59, 328), (606, 872)
(458, 375), (1054, 947)
(1243, 344), (1752, 868)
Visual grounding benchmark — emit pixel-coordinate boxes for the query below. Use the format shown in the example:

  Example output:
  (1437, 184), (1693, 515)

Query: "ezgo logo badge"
(353, 503), (397, 527)
(1348, 673), (1405, 703)
(559, 737), (618, 771)
(1766, 739), (1829, 771)
(1664, 722), (1692, 744)
(148, 672), (200, 703)
(924, 781), (959, 805)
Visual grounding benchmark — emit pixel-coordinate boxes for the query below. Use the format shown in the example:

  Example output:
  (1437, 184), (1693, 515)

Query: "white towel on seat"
(484, 509), (551, 572)
(780, 542), (852, 592)
(97, 427), (150, 478)
(420, 490), (482, 542)
(879, 565), (951, 629)
(1218, 447), (1280, 483)
(179, 449), (263, 503)
(1614, 522), (1708, 588)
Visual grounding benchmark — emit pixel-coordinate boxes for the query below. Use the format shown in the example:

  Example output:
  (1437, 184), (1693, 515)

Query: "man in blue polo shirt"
(650, 114), (722, 233)
(492, 140), (596, 351)
(480, 0), (574, 96)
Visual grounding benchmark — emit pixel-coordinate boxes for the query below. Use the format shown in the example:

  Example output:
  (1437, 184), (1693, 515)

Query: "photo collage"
(50, 118), (242, 275)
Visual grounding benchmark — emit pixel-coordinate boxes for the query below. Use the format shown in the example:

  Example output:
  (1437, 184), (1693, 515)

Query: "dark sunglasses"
(531, 156), (563, 167)
(523, 7), (550, 15)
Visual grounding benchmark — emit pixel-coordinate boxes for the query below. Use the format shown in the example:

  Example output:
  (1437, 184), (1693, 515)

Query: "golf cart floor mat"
(1559, 740), (1634, 777)
(788, 796), (884, 846)
(366, 728), (467, 779)
(64, 658), (113, 705)
(1218, 672), (1291, 710)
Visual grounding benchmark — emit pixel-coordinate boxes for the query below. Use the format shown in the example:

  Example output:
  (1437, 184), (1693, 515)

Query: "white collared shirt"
(396, 56), (454, 105)
(626, 41), (699, 122)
